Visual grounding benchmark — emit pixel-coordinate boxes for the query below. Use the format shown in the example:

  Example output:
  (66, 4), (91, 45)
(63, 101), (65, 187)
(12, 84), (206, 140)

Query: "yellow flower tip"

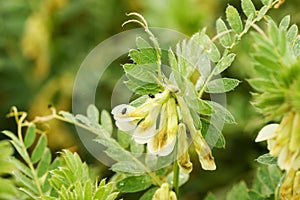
(153, 183), (177, 200)
(200, 154), (216, 171)
(178, 154), (193, 174)
(280, 169), (296, 199)
(255, 123), (279, 142)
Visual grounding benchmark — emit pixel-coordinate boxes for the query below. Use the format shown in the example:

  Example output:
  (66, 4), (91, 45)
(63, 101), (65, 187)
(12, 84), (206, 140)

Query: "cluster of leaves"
(59, 104), (190, 199)
(248, 14), (300, 121)
(1, 107), (119, 200)
(205, 165), (282, 200)
(122, 0), (279, 152)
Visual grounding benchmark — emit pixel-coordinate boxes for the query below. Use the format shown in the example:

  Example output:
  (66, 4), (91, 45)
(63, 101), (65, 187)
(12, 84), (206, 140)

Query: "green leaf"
(10, 140), (31, 164)
(256, 6), (269, 21)
(84, 181), (92, 200)
(136, 37), (152, 49)
(111, 161), (145, 174)
(257, 167), (275, 192)
(117, 130), (131, 148)
(130, 140), (144, 156)
(268, 19), (279, 45)
(293, 35), (300, 56)
(129, 49), (157, 65)
(204, 193), (217, 200)
(216, 18), (232, 47)
(36, 148), (51, 177)
(256, 153), (277, 165)
(116, 175), (152, 193)
(124, 63), (158, 84)
(101, 110), (113, 135)
(226, 5), (243, 34)
(214, 53), (236, 75)
(205, 78), (240, 93)
(199, 99), (213, 115)
(59, 111), (77, 123)
(14, 171), (39, 195)
(226, 181), (249, 200)
(31, 134), (47, 163)
(167, 170), (189, 187)
(201, 118), (226, 148)
(24, 125), (36, 148)
(242, 0), (256, 18)
(248, 78), (274, 92)
(287, 24), (298, 42)
(139, 187), (159, 200)
(10, 157), (33, 178)
(87, 104), (99, 124)
(261, 0), (272, 6)
(248, 190), (265, 200)
(279, 15), (290, 30)
(208, 101), (236, 124)
(192, 31), (221, 62)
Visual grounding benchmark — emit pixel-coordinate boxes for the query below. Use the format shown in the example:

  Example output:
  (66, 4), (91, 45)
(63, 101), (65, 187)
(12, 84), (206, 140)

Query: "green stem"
(173, 159), (180, 198)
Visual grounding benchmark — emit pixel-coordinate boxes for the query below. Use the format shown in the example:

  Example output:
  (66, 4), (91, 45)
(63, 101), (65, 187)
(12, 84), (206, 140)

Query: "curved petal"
(111, 104), (137, 121)
(133, 123), (156, 144)
(255, 123), (279, 142)
(278, 145), (289, 170)
(115, 120), (137, 131)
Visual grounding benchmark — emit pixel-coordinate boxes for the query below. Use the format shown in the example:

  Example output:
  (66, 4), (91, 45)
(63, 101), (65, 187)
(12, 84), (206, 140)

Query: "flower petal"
(193, 130), (216, 170)
(115, 120), (137, 131)
(111, 104), (137, 121)
(255, 123), (279, 142)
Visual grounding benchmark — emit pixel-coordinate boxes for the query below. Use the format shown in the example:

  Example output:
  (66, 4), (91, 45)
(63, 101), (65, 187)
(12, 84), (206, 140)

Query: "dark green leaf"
(31, 134), (47, 163)
(116, 175), (152, 193)
(214, 53), (236, 75)
(139, 187), (159, 200)
(226, 181), (249, 200)
(242, 0), (256, 18)
(205, 78), (240, 93)
(226, 5), (243, 34)
(24, 125), (36, 148)
(256, 153), (277, 165)
(216, 18), (232, 47)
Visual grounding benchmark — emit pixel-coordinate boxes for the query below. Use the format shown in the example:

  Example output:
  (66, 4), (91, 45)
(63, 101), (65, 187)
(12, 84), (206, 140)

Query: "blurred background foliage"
(0, 0), (300, 199)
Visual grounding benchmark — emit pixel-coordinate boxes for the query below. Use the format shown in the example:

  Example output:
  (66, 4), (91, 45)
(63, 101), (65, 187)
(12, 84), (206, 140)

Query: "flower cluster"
(112, 89), (216, 171)
(256, 112), (300, 171)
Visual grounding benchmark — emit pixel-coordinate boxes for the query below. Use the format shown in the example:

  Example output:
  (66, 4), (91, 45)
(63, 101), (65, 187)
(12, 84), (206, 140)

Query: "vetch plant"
(0, 0), (297, 199)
